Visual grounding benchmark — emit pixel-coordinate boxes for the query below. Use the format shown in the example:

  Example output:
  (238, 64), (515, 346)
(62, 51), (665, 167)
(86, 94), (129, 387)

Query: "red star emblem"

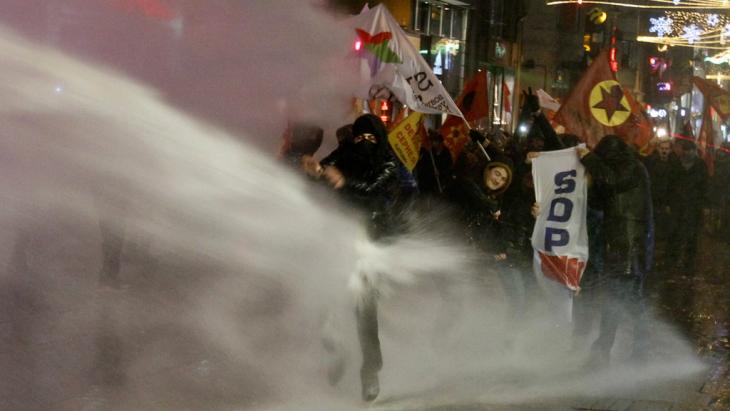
(592, 84), (628, 123)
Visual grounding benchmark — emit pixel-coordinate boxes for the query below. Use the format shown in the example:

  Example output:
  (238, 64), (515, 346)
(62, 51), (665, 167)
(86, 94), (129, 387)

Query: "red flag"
(692, 76), (730, 121)
(502, 80), (512, 113)
(440, 72), (489, 160)
(691, 76), (730, 175)
(553, 50), (652, 149)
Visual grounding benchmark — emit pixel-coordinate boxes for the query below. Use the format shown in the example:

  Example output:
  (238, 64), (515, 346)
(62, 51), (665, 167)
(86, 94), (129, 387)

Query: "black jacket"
(447, 141), (511, 254)
(581, 136), (653, 275)
(321, 115), (400, 237)
(642, 152), (681, 208)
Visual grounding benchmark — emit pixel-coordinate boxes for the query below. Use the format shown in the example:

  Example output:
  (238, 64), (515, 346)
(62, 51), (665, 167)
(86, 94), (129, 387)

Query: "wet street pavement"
(646, 227), (730, 410)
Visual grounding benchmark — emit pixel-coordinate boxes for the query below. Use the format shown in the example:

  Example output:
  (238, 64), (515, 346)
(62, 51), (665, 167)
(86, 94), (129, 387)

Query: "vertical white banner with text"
(531, 146), (589, 320)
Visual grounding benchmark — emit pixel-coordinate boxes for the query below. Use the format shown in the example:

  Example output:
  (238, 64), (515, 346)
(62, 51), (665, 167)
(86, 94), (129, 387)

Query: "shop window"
(429, 5), (442, 36)
(451, 8), (464, 40)
(415, 2), (429, 33)
(414, 1), (466, 40)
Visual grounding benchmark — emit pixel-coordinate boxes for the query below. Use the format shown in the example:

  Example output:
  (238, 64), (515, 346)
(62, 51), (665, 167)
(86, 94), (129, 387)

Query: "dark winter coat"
(581, 136), (654, 276)
(415, 147), (452, 196)
(642, 152), (681, 209)
(672, 155), (708, 210)
(447, 140), (513, 255)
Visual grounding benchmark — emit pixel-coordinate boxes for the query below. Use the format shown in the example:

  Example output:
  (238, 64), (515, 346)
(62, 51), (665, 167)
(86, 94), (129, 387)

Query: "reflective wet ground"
(648, 221), (730, 409)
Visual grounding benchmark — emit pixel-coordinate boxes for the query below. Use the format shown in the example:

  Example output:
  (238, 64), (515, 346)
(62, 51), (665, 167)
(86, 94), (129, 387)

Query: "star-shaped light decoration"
(682, 24), (702, 44)
(708, 14), (720, 27)
(649, 16), (674, 38)
(592, 84), (629, 123)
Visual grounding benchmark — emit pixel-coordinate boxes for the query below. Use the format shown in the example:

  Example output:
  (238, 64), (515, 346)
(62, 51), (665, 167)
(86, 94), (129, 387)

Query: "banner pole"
(460, 116), (492, 162)
(427, 149), (443, 194)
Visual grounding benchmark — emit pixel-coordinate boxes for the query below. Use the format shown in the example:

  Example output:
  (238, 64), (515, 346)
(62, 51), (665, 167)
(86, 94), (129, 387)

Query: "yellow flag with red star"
(554, 50), (652, 149)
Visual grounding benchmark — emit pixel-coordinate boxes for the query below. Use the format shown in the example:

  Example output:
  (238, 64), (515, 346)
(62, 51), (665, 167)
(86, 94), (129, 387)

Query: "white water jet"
(0, 3), (707, 410)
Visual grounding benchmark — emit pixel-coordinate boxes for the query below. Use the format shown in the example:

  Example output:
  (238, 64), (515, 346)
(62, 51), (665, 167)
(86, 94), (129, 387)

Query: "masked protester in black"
(319, 114), (400, 238)
(306, 114), (399, 402)
(578, 135), (653, 367)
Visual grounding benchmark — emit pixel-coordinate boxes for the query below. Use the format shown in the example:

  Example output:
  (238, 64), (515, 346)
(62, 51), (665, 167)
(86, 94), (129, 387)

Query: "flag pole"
(460, 116), (492, 162)
(427, 149), (443, 194)
(498, 69), (505, 133)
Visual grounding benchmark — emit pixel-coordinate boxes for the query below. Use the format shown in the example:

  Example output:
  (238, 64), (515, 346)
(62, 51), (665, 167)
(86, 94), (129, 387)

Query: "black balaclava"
(347, 114), (390, 173)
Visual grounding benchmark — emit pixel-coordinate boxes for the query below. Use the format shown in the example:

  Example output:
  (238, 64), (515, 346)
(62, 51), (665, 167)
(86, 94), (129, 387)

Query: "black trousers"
(355, 281), (382, 376)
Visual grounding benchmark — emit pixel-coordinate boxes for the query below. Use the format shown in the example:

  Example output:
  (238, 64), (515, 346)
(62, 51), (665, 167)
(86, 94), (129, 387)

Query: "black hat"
(352, 114), (388, 143)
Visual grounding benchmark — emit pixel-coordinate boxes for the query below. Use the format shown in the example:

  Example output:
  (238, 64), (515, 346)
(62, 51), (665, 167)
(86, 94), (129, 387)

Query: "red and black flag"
(439, 71), (489, 160)
(554, 50), (652, 149)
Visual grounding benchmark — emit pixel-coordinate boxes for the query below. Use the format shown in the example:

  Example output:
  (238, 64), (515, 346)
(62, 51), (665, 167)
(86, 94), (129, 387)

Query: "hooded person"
(302, 113), (400, 402)
(446, 130), (525, 317)
(317, 114), (400, 236)
(449, 130), (513, 219)
(447, 130), (514, 258)
(577, 135), (653, 367)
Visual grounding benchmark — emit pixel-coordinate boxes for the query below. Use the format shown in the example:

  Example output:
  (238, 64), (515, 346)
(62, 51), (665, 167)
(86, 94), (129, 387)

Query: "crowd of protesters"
(280, 91), (725, 402)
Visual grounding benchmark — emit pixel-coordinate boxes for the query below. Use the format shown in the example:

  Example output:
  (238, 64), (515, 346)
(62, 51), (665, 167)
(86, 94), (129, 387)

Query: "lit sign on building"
(648, 108), (668, 118)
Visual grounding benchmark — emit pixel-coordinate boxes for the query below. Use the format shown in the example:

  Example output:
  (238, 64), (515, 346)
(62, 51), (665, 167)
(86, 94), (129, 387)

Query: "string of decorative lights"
(546, 2), (730, 62)
(547, 0), (730, 9)
(655, 11), (730, 37)
(640, 10), (730, 49)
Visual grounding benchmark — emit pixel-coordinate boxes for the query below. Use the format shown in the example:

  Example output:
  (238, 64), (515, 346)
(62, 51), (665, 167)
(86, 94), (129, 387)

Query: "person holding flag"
(447, 130), (516, 304)
(577, 136), (653, 368)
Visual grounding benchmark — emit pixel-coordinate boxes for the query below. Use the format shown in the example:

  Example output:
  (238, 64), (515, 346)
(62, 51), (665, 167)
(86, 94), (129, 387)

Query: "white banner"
(536, 89), (561, 113)
(348, 4), (463, 117)
(531, 146), (589, 292)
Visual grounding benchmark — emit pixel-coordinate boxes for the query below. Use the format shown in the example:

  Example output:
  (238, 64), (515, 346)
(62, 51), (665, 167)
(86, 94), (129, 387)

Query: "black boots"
(360, 367), (380, 402)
